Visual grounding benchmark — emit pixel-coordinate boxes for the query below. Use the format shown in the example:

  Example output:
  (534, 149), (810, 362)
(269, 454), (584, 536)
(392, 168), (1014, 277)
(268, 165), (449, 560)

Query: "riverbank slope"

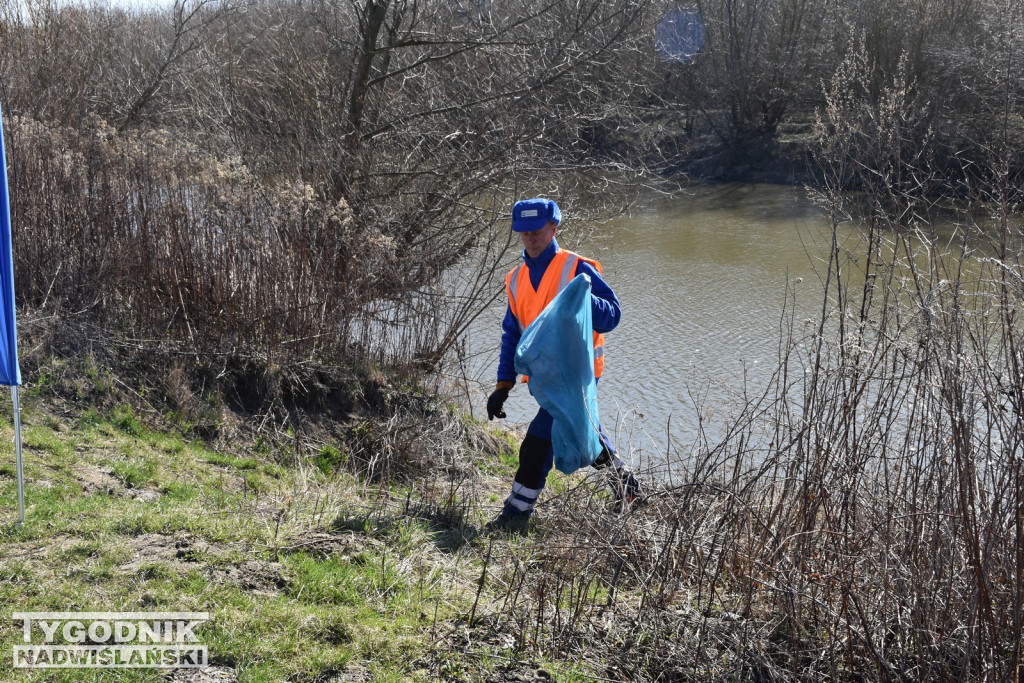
(1, 354), (763, 682)
(5, 313), (1019, 682)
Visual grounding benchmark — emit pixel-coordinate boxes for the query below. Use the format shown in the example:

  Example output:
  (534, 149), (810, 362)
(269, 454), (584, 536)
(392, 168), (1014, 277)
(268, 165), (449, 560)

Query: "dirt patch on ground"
(119, 533), (290, 595)
(278, 530), (376, 560)
(73, 461), (126, 496)
(120, 533), (204, 575)
(164, 665), (238, 682)
(72, 460), (161, 502)
(212, 559), (290, 595)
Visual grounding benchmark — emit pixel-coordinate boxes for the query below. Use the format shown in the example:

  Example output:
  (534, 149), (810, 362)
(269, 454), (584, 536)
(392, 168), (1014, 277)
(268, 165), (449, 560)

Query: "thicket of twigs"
(444, 34), (1024, 682)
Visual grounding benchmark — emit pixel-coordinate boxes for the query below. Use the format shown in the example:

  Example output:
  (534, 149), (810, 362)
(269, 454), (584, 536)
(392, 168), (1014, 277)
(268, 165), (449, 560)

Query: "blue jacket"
(497, 238), (621, 382)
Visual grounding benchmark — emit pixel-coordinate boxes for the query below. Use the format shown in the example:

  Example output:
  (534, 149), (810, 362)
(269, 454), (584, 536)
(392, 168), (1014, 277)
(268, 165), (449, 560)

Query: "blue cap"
(512, 198), (560, 232)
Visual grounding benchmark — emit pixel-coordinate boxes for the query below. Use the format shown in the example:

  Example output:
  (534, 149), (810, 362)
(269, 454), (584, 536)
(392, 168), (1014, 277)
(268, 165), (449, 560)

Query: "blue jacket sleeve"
(496, 304), (522, 383)
(575, 260), (621, 334)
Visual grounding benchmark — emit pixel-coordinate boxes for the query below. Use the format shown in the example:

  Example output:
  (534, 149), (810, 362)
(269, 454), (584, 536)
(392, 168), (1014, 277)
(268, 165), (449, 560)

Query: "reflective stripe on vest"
(505, 249), (606, 379)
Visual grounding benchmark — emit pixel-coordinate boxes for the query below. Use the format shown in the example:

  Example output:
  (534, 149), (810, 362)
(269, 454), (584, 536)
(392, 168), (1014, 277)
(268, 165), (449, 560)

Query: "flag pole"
(13, 385), (24, 525)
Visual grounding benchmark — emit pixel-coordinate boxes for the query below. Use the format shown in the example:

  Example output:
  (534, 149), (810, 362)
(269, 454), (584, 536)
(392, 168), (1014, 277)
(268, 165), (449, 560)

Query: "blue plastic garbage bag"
(514, 274), (602, 474)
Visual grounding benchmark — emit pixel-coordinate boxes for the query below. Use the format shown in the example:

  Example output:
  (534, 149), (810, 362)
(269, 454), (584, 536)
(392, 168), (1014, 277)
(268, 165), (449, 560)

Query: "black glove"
(486, 387), (511, 420)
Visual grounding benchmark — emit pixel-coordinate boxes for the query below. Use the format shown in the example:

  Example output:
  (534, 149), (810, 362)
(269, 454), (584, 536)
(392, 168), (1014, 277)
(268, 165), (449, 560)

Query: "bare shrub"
(6, 116), (372, 362)
(460, 20), (1024, 680)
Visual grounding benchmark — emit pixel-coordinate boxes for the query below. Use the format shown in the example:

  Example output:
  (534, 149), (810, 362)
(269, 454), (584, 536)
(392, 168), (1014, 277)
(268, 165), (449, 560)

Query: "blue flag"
(0, 101), (21, 386)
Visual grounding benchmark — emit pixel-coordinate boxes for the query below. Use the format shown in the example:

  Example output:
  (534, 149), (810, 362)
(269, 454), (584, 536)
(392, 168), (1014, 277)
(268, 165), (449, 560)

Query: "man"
(486, 197), (640, 530)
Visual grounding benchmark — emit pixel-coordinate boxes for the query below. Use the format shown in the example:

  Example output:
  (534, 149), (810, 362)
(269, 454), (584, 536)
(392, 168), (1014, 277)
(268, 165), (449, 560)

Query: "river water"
(462, 183), (844, 459)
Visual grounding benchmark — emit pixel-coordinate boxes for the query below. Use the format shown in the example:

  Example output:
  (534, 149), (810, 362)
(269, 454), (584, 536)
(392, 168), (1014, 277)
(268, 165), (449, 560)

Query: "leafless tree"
(1, 0), (664, 376)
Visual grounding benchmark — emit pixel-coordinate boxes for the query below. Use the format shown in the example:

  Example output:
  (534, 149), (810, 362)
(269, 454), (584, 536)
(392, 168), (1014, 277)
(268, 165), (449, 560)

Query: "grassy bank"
(0, 364), (637, 682)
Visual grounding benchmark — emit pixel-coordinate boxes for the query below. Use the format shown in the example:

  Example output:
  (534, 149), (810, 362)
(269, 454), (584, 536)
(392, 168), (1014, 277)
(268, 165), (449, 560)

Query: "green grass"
(22, 424), (75, 459)
(205, 452), (260, 470)
(111, 457), (159, 489)
(315, 443), (347, 476)
(0, 400), (601, 681)
(111, 404), (146, 437)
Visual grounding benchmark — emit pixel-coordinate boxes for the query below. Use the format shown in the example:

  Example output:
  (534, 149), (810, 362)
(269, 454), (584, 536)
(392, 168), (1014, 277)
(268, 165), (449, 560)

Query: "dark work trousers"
(501, 405), (621, 518)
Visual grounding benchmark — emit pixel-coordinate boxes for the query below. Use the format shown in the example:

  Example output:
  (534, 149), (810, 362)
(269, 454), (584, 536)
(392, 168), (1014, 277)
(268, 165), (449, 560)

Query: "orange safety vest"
(505, 249), (606, 382)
